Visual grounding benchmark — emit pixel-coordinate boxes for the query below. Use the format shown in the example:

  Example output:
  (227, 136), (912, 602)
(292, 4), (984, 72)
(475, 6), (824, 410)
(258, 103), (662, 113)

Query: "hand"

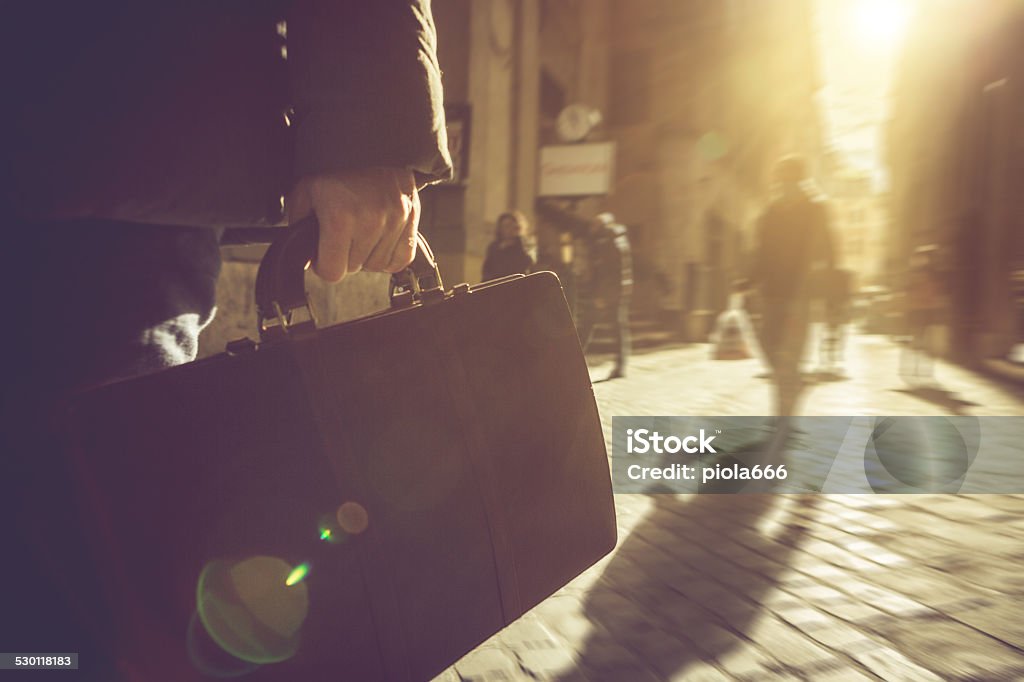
(286, 167), (420, 282)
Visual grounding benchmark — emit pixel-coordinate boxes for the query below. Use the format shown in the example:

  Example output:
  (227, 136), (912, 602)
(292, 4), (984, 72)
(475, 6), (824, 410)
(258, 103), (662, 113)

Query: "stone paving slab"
(438, 333), (1024, 680)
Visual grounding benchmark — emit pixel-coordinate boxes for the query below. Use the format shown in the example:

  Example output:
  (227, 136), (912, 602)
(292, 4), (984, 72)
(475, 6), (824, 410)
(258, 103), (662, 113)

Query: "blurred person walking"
(709, 279), (758, 360)
(578, 213), (632, 380)
(818, 266), (853, 373)
(900, 245), (945, 385)
(751, 156), (835, 417)
(482, 210), (534, 281)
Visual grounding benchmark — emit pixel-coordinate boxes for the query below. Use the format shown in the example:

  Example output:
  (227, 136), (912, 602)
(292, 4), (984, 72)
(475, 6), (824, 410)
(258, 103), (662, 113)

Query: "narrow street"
(8, 1), (1024, 679)
(439, 331), (1024, 681)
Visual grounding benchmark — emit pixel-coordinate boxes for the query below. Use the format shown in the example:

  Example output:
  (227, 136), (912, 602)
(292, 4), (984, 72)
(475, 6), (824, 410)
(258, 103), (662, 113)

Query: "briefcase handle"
(254, 216), (445, 341)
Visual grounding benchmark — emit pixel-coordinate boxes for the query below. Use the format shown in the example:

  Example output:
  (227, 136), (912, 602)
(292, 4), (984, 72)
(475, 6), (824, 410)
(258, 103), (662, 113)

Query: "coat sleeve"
(617, 235), (633, 294)
(288, 0), (453, 186)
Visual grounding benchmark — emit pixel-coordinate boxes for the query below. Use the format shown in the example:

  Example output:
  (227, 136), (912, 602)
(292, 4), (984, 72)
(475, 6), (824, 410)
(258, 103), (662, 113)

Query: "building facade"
(202, 1), (828, 353)
(822, 161), (886, 289)
(583, 1), (826, 336)
(424, 0), (612, 286)
(887, 0), (1024, 362)
(428, 0), (825, 337)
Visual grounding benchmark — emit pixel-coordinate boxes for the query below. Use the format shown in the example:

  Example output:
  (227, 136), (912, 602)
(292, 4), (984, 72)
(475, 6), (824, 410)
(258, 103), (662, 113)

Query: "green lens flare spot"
(195, 556), (310, 664)
(697, 131), (729, 161)
(285, 563), (310, 587)
(317, 513), (345, 545)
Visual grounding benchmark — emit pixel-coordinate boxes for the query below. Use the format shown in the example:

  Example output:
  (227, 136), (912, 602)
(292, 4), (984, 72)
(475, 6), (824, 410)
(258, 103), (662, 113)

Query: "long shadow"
(559, 437), (818, 680)
(890, 385), (979, 416)
(805, 369), (852, 384)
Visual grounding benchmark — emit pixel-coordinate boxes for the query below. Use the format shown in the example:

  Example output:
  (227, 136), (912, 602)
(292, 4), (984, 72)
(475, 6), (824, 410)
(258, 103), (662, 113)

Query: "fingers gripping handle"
(254, 217), (443, 342)
(254, 217), (320, 341)
(389, 232), (444, 307)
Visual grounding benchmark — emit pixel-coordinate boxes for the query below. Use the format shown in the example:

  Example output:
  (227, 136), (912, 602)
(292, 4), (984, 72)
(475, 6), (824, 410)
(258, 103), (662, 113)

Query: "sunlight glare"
(852, 0), (913, 50)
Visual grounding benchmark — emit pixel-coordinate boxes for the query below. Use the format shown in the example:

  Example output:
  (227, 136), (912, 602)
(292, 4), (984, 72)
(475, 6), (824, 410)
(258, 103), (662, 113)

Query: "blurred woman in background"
(482, 210), (534, 281)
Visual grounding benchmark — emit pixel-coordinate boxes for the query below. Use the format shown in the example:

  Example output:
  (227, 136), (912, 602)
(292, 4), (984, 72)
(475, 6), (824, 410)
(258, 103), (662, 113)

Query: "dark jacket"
(751, 188), (834, 302)
(587, 222), (632, 304)
(482, 238), (534, 281)
(3, 1), (452, 228)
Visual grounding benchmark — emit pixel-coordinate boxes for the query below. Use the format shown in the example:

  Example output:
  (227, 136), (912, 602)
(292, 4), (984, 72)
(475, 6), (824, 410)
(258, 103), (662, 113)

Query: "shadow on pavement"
(560, 447), (819, 680)
(890, 385), (979, 415)
(805, 369), (851, 383)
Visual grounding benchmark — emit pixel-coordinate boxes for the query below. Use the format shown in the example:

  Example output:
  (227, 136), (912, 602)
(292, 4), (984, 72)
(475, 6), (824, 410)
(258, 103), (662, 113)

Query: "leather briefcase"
(59, 218), (616, 681)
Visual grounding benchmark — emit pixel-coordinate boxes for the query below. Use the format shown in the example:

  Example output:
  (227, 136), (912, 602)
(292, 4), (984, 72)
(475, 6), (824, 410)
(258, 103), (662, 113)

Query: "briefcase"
(59, 218), (616, 681)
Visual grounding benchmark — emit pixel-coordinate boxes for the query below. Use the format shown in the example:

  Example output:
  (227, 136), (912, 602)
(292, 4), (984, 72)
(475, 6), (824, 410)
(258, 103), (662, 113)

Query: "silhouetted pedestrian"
(751, 156), (835, 416)
(578, 213), (632, 380)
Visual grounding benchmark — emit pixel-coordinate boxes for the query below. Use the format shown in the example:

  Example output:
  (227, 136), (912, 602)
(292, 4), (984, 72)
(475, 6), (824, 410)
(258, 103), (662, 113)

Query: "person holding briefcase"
(2, 2), (452, 676)
(3, 1), (452, 395)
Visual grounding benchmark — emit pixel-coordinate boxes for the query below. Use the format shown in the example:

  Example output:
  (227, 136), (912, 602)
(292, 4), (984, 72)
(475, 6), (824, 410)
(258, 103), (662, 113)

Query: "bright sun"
(852, 0), (914, 50)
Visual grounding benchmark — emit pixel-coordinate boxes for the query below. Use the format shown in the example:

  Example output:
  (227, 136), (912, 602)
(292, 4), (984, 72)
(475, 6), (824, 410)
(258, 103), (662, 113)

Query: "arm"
(619, 242), (633, 297)
(288, 0), (451, 184)
(286, 1), (453, 281)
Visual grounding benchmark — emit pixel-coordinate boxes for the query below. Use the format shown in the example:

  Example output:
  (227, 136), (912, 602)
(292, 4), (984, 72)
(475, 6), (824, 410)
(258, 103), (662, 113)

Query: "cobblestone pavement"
(437, 330), (1024, 681)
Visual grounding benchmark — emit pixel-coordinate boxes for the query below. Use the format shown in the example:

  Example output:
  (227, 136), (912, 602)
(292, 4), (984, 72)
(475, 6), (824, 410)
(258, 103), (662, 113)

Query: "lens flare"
(186, 610), (260, 678)
(196, 557), (310, 665)
(285, 563), (310, 586)
(697, 132), (729, 161)
(336, 501), (369, 535)
(317, 513), (346, 545)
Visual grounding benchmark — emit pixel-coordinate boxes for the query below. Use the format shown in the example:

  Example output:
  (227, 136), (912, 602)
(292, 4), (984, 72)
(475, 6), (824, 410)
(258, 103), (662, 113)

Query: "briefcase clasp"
(254, 218), (322, 342)
(259, 300), (318, 339)
(254, 218), (448, 344)
(389, 233), (445, 308)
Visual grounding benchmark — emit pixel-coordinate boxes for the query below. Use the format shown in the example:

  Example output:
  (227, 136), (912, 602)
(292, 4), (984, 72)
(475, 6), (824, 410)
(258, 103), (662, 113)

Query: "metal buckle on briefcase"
(260, 300), (318, 337)
(389, 233), (445, 308)
(253, 219), (321, 342)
